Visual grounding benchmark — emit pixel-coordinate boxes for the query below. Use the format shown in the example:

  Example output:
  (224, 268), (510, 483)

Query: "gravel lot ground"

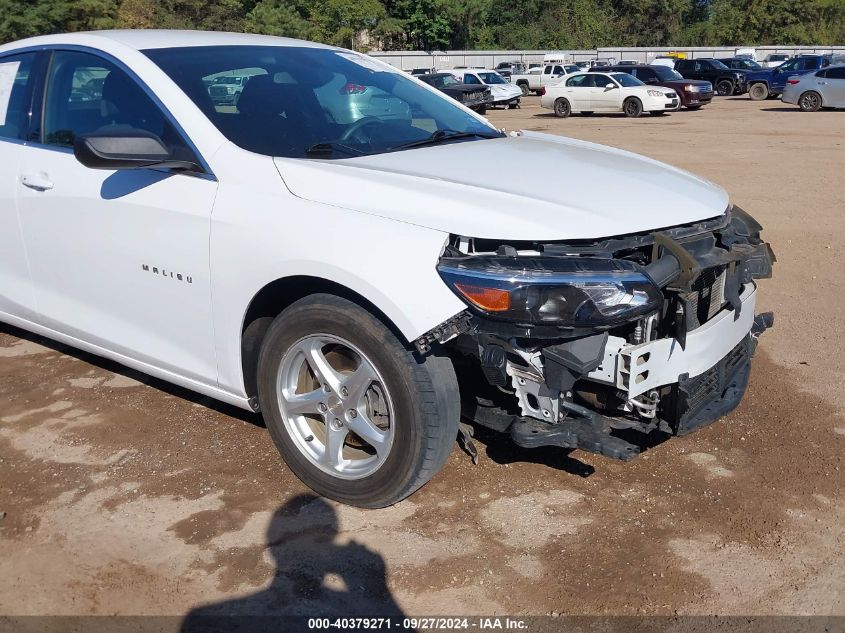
(1, 97), (844, 622)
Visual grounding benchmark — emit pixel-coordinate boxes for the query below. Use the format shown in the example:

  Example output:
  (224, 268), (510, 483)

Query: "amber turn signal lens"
(453, 283), (511, 312)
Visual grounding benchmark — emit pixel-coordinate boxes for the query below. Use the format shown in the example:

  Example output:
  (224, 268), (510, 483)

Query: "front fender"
(207, 145), (466, 397)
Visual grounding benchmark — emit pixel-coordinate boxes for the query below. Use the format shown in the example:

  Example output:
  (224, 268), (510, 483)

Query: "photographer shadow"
(181, 494), (412, 633)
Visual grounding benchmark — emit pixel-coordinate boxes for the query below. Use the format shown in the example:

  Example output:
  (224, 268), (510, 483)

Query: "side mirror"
(605, 83), (616, 90)
(74, 129), (201, 172)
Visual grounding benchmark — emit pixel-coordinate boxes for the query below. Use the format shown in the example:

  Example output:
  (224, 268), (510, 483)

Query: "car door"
(16, 49), (220, 384)
(771, 58), (803, 91)
(559, 74), (587, 110)
(589, 74), (621, 111)
(820, 66), (845, 106)
(0, 51), (41, 322)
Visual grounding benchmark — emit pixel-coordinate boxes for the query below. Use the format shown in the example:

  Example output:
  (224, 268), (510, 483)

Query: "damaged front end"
(417, 206), (776, 462)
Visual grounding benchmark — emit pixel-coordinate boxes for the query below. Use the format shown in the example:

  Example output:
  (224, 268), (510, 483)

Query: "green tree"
(244, 0), (313, 39)
(310, 0), (386, 49)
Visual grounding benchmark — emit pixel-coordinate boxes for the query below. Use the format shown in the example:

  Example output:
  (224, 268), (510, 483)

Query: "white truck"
(510, 63), (580, 95)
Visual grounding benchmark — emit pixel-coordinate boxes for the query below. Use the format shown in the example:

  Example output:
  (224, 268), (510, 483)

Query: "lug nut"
(348, 409), (358, 418)
(318, 403), (327, 413)
(340, 386), (349, 397)
(331, 418), (343, 430)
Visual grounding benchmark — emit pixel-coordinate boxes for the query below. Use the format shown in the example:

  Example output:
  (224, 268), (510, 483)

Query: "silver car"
(781, 64), (845, 111)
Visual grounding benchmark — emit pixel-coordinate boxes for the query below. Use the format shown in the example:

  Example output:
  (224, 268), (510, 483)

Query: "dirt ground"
(2, 97), (845, 622)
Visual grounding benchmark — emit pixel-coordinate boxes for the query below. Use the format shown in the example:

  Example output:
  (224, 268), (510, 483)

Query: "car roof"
(0, 29), (335, 54)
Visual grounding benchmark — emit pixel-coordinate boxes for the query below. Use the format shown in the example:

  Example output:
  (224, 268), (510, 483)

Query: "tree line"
(1, 0), (843, 51)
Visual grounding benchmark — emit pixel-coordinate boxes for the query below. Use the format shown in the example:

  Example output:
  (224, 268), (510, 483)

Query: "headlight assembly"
(437, 255), (662, 328)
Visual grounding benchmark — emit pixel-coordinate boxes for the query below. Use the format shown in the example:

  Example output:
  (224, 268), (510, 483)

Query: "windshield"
(612, 73), (644, 87)
(144, 46), (500, 159)
(652, 66), (684, 81)
(478, 72), (508, 84)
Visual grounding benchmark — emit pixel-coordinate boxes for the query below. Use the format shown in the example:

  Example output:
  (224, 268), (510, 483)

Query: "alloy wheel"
(276, 334), (395, 480)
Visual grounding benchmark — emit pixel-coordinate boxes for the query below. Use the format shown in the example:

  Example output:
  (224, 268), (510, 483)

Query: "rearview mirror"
(74, 129), (201, 172)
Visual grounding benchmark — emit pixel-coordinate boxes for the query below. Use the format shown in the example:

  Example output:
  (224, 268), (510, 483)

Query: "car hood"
(664, 79), (712, 88)
(274, 131), (729, 241)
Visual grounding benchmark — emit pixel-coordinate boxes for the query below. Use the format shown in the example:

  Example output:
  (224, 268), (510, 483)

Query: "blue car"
(746, 55), (832, 100)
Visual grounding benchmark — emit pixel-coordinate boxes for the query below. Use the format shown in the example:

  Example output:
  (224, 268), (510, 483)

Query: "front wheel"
(748, 83), (769, 101)
(553, 98), (571, 118)
(624, 97), (643, 118)
(475, 105), (487, 115)
(716, 79), (734, 96)
(799, 91), (822, 112)
(257, 294), (460, 508)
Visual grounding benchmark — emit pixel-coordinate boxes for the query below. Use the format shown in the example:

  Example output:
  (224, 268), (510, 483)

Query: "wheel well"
(240, 276), (406, 402)
(516, 79), (528, 86)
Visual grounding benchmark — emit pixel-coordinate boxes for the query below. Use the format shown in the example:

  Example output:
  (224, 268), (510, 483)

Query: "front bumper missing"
(589, 284), (758, 400)
(432, 207), (775, 464)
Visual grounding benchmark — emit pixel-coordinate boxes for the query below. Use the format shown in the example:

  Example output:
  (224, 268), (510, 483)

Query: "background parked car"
(674, 58), (748, 96)
(417, 72), (492, 114)
(761, 53), (791, 68)
(745, 54), (832, 101)
(541, 71), (679, 118)
(718, 57), (763, 71)
(781, 64), (845, 111)
(598, 64), (713, 109)
(449, 68), (522, 107)
(207, 74), (251, 106)
(510, 63), (577, 95)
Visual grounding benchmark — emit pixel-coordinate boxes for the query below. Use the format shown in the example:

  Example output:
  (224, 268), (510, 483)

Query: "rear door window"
(827, 66), (845, 80)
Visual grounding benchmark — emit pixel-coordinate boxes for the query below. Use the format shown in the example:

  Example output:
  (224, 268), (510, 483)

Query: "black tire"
(748, 83), (769, 101)
(518, 82), (530, 96)
(798, 90), (822, 112)
(623, 97), (643, 118)
(716, 79), (734, 96)
(257, 294), (460, 508)
(475, 105), (487, 115)
(553, 98), (571, 118)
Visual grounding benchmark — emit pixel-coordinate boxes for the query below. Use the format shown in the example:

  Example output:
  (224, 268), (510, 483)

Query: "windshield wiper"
(389, 129), (504, 152)
(305, 142), (367, 158)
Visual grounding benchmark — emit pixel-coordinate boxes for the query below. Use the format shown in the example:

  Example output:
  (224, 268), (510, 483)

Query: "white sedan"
(0, 30), (773, 508)
(542, 71), (680, 117)
(449, 68), (522, 108)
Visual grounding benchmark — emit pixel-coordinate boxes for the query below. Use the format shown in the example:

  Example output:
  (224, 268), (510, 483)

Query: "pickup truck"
(510, 63), (580, 95)
(745, 55), (832, 100)
(674, 58), (749, 96)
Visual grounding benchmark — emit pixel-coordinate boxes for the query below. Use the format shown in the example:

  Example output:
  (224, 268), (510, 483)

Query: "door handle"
(20, 172), (54, 191)
(818, 81), (827, 85)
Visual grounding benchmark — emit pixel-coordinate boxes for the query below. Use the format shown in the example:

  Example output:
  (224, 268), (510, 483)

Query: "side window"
(43, 50), (179, 150)
(583, 74), (600, 88)
(828, 67), (845, 80)
(816, 69), (828, 78)
(0, 53), (37, 141)
(553, 66), (564, 75)
(637, 68), (655, 82)
(543, 66), (552, 75)
(463, 74), (480, 85)
(693, 61), (703, 72)
(566, 74), (586, 87)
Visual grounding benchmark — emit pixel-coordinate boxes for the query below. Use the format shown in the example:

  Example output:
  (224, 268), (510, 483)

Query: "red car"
(595, 65), (714, 109)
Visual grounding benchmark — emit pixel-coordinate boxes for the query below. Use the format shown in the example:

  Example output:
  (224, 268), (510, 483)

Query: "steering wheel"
(340, 116), (382, 143)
